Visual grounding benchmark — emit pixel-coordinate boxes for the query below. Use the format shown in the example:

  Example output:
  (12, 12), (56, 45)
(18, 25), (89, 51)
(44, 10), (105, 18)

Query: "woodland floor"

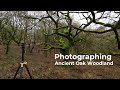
(0, 44), (120, 79)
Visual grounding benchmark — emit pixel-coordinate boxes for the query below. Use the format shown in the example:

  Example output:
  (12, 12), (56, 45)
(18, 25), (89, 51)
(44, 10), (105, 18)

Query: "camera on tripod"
(13, 41), (32, 79)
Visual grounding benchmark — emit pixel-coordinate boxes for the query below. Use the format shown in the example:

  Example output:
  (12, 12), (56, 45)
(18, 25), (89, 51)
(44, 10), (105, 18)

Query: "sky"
(28, 11), (120, 30)
(71, 11), (120, 30)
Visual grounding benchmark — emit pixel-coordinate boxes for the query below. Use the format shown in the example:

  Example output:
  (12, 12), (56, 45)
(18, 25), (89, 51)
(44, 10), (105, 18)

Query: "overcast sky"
(28, 11), (120, 30)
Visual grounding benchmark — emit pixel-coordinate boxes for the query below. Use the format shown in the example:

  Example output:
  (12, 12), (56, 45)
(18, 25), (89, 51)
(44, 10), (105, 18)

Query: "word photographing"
(55, 53), (112, 61)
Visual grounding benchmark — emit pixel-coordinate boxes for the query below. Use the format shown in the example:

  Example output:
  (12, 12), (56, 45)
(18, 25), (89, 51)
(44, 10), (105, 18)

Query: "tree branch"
(46, 11), (58, 28)
(72, 25), (113, 34)
(90, 11), (114, 28)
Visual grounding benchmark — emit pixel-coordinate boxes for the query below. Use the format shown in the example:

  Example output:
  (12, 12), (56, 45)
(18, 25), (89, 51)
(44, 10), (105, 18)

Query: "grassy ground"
(0, 44), (120, 79)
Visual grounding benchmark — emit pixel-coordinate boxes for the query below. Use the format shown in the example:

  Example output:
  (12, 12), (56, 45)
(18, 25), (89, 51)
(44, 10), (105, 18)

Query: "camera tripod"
(13, 42), (32, 79)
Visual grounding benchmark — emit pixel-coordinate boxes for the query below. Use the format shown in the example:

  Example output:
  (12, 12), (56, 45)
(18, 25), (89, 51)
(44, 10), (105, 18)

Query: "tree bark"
(113, 28), (120, 49)
(5, 44), (9, 54)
